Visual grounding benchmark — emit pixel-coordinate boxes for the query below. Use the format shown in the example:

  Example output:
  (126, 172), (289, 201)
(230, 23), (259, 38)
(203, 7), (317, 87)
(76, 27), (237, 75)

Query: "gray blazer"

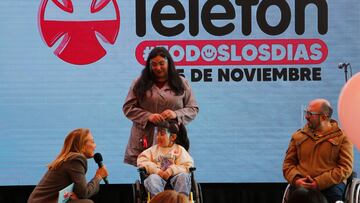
(28, 153), (101, 203)
(123, 77), (199, 166)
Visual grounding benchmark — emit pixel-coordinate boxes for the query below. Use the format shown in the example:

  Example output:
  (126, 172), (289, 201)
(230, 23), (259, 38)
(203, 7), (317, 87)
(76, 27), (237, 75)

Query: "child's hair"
(149, 190), (189, 203)
(175, 122), (190, 151)
(288, 187), (328, 203)
(157, 120), (190, 151)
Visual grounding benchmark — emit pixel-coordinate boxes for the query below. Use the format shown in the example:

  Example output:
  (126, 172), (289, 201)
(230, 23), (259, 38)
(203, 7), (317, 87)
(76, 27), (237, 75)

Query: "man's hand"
(303, 175), (318, 189)
(295, 177), (308, 187)
(295, 176), (318, 189)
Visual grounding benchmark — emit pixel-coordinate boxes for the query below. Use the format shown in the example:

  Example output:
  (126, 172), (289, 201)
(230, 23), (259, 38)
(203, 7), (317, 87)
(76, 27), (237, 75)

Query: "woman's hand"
(68, 192), (79, 200)
(148, 113), (165, 124)
(96, 165), (109, 179)
(161, 110), (177, 120)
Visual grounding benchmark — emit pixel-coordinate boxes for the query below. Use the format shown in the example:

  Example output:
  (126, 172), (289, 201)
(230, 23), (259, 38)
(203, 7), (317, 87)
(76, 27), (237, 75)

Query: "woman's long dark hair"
(133, 47), (185, 100)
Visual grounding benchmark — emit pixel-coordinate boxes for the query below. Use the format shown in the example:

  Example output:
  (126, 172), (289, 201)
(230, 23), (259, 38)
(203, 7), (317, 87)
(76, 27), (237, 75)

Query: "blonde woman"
(28, 128), (108, 203)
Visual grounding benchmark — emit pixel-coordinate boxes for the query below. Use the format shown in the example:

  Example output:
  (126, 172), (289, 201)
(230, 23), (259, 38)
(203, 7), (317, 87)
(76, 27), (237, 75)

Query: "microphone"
(93, 153), (109, 184)
(338, 62), (350, 69)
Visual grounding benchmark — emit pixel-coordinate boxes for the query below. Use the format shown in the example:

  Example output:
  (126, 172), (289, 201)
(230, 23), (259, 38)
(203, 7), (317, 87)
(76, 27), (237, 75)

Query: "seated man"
(283, 98), (353, 203)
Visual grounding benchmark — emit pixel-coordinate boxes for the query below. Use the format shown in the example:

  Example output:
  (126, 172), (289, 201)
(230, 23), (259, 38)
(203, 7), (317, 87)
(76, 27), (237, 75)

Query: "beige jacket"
(283, 120), (353, 190)
(137, 144), (194, 176)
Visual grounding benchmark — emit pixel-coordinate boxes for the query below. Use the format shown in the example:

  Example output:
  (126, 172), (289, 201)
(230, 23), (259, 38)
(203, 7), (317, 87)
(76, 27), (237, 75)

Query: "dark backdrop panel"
(0, 183), (287, 203)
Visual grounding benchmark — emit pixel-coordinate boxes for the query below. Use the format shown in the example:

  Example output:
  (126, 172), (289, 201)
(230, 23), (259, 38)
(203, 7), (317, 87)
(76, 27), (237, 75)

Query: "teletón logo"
(38, 0), (120, 65)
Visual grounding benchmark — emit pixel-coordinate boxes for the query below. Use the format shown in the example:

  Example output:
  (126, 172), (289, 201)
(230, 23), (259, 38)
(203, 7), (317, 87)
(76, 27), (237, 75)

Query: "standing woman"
(28, 128), (108, 203)
(123, 47), (199, 166)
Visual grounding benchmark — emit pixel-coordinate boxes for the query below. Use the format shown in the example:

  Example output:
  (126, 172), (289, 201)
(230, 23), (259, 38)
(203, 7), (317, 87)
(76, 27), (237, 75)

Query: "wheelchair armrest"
(189, 167), (196, 173)
(138, 167), (197, 183)
(138, 167), (148, 183)
(140, 167), (196, 173)
(347, 172), (357, 187)
(138, 167), (147, 173)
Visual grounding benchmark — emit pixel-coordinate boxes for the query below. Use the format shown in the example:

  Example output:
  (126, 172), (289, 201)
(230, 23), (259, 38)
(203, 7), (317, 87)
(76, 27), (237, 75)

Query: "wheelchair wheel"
(281, 184), (291, 203)
(191, 180), (203, 203)
(132, 180), (143, 203)
(355, 182), (360, 203)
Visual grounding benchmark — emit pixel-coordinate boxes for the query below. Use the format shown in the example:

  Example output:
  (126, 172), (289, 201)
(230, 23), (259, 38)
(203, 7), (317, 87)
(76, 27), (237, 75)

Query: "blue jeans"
(321, 182), (346, 203)
(144, 173), (191, 196)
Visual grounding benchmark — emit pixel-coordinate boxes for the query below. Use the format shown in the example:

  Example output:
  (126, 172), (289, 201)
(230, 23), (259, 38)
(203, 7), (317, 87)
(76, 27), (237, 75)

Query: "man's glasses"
(303, 109), (323, 116)
(150, 58), (168, 67)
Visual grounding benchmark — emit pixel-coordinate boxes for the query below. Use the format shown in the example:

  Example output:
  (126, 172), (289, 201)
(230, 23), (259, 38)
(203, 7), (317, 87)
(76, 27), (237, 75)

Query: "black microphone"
(338, 62), (350, 69)
(93, 153), (109, 184)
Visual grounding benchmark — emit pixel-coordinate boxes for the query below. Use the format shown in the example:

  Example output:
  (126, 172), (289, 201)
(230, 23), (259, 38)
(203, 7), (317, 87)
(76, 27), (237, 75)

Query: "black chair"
(132, 167), (202, 203)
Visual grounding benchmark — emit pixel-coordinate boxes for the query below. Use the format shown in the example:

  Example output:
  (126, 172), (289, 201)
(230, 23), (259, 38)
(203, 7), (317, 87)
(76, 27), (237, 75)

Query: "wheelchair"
(132, 167), (203, 203)
(282, 172), (360, 203)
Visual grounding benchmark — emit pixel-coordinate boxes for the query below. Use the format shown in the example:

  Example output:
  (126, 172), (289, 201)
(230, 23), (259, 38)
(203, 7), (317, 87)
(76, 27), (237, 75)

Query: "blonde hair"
(149, 190), (189, 203)
(48, 128), (90, 170)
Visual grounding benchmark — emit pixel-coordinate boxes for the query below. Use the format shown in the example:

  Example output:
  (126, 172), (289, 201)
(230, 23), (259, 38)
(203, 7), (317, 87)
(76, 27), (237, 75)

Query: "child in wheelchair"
(137, 120), (194, 197)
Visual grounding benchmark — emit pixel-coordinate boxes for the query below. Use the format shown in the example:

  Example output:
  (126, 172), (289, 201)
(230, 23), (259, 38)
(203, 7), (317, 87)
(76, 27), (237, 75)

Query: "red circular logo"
(38, 0), (120, 65)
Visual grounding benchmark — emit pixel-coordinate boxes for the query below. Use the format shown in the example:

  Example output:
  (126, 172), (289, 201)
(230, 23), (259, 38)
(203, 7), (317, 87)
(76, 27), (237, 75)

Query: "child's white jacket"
(137, 144), (194, 175)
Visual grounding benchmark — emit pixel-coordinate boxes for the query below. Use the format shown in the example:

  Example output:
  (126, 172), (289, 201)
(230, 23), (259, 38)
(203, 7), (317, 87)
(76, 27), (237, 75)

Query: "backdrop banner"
(0, 0), (359, 185)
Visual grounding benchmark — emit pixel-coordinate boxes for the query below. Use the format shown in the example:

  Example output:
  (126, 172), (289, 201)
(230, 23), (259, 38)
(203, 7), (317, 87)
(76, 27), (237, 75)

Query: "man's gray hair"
(321, 100), (333, 118)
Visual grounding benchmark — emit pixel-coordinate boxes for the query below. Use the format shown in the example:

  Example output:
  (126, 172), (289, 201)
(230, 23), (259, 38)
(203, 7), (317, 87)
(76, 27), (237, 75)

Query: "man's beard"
(307, 120), (317, 130)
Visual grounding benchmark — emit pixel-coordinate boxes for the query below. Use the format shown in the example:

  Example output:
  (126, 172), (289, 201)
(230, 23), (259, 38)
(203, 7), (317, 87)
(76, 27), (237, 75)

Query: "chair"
(282, 172), (360, 203)
(132, 167), (202, 203)
(343, 172), (360, 203)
